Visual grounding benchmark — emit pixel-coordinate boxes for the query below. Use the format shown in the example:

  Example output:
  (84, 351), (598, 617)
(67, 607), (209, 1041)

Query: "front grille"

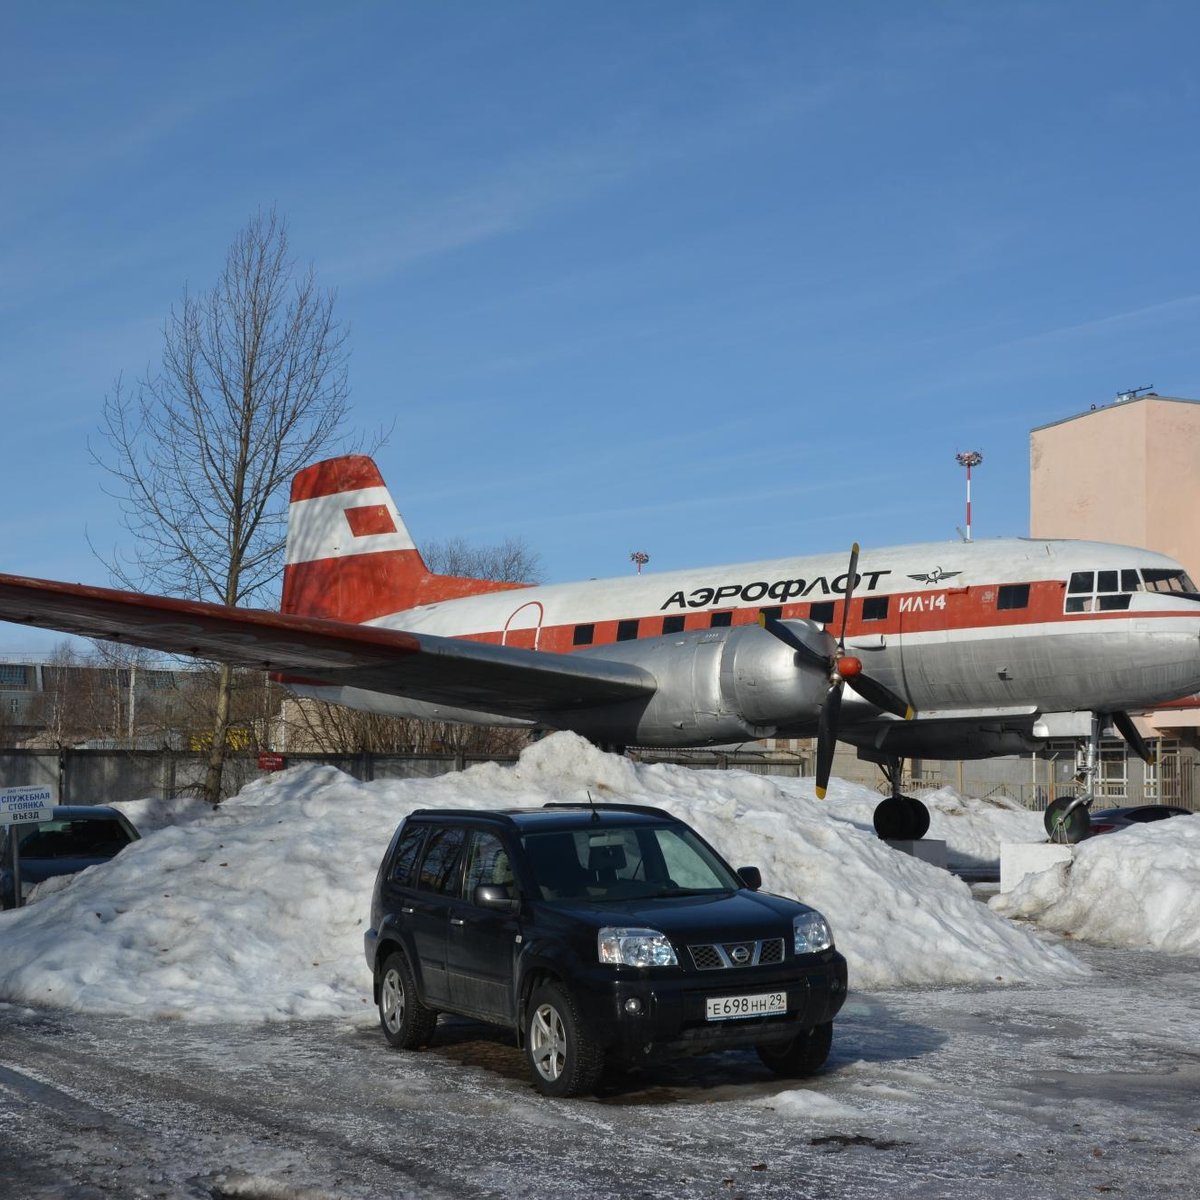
(688, 937), (785, 970)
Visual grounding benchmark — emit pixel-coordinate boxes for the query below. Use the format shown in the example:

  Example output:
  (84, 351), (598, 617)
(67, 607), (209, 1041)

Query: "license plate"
(705, 991), (787, 1021)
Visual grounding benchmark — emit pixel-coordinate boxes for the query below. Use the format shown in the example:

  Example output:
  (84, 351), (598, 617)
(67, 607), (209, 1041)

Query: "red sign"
(257, 752), (287, 772)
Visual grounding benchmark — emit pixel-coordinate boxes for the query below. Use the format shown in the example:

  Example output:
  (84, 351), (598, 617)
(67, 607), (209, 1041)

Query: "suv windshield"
(521, 822), (741, 902)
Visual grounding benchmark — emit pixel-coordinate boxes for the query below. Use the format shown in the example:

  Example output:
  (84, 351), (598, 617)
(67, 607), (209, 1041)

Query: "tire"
(377, 951), (438, 1049)
(873, 796), (931, 840)
(1044, 797), (1090, 844)
(525, 982), (605, 1098)
(904, 796), (931, 840)
(756, 1021), (833, 1078)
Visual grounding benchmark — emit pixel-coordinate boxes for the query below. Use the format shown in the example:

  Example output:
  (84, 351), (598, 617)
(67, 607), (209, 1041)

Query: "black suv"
(365, 803), (848, 1097)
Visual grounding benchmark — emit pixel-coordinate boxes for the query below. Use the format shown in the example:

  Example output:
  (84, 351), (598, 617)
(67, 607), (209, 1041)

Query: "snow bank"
(0, 734), (1087, 1022)
(990, 814), (1200, 954)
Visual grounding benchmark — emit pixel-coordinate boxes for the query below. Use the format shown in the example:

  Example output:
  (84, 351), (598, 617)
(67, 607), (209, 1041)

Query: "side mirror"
(737, 866), (762, 891)
(474, 883), (518, 910)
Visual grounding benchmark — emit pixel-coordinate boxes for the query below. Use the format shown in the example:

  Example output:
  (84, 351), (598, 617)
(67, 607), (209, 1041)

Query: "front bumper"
(567, 949), (848, 1063)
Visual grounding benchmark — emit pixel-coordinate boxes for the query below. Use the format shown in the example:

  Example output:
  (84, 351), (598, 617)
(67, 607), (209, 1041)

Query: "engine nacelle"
(567, 622), (833, 747)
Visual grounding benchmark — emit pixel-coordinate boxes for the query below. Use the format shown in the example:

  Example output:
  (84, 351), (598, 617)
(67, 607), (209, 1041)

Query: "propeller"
(758, 542), (914, 799)
(1111, 710), (1153, 764)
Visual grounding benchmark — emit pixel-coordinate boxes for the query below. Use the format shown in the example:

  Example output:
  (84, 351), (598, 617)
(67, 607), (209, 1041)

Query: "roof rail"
(541, 801), (676, 819)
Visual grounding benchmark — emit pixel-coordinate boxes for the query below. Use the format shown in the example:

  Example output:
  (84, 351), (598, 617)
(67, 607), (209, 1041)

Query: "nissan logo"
(731, 946), (751, 964)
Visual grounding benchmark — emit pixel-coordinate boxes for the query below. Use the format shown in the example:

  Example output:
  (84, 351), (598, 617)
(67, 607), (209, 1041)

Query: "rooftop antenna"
(585, 788), (600, 823)
(630, 551), (650, 575)
(954, 450), (983, 542)
(1115, 385), (1155, 403)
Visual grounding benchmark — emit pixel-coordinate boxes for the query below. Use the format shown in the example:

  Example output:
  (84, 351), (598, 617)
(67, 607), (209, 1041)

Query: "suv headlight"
(793, 911), (833, 954)
(598, 927), (678, 967)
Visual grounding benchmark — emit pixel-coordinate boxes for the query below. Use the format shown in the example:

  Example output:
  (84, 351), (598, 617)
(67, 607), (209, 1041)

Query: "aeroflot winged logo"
(907, 567), (962, 586)
(660, 569), (892, 611)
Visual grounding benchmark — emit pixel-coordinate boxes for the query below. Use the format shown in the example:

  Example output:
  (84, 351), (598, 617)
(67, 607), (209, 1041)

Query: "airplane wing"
(0, 574), (655, 717)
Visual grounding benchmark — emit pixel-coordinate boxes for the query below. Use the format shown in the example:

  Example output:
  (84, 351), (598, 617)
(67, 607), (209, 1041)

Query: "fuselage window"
(1067, 571), (1094, 594)
(809, 601), (835, 625)
(1098, 594), (1132, 611)
(759, 606), (783, 623)
(1122, 569), (1141, 592)
(997, 584), (1030, 610)
(616, 619), (639, 641)
(709, 611), (733, 628)
(862, 596), (888, 621)
(1096, 569), (1118, 594)
(573, 624), (595, 646)
(662, 615), (685, 635)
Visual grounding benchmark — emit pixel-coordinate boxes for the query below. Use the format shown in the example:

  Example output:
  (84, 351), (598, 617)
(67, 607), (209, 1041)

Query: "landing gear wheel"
(873, 796), (929, 840)
(1044, 797), (1090, 844)
(378, 951), (438, 1049)
(757, 1021), (833, 1078)
(525, 982), (605, 1097)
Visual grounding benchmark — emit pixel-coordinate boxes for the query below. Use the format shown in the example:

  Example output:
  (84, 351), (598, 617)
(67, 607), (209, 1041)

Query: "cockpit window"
(1067, 565), (1197, 614)
(1142, 568), (1198, 593)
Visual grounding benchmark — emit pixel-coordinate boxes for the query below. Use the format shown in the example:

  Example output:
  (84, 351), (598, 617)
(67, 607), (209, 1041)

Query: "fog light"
(624, 997), (643, 1015)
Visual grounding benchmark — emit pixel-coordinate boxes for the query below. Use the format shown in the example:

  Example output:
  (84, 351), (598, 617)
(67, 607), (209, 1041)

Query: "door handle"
(449, 917), (465, 926)
(400, 906), (414, 915)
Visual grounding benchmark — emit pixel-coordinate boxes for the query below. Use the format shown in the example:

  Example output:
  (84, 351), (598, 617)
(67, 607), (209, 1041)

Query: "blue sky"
(3, 2), (1200, 652)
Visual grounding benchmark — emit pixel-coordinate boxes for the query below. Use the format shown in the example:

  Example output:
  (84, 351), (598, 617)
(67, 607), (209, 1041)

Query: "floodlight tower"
(630, 551), (650, 575)
(955, 450), (983, 542)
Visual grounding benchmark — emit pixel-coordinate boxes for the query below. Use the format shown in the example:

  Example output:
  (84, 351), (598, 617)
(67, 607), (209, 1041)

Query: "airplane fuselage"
(291, 536), (1200, 751)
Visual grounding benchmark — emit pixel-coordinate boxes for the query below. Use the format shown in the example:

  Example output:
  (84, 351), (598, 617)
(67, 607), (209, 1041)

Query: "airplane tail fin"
(281, 456), (523, 623)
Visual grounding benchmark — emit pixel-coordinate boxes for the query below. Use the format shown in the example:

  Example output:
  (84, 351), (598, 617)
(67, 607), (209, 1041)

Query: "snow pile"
(0, 734), (1087, 1022)
(990, 814), (1200, 954)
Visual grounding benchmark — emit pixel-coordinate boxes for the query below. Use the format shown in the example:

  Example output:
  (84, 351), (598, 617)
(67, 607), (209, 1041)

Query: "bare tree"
(95, 208), (354, 803)
(422, 535), (542, 583)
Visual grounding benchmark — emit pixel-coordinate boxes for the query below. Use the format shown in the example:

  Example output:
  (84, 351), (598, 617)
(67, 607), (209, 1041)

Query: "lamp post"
(955, 450), (983, 542)
(630, 551), (649, 575)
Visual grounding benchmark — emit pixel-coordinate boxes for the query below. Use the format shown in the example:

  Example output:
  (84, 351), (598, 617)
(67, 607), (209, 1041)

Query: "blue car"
(1, 805), (139, 909)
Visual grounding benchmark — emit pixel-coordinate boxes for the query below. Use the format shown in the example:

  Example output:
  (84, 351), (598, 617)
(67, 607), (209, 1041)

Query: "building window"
(572, 624), (594, 646)
(997, 584), (1030, 610)
(616, 619), (639, 642)
(862, 596), (889, 621)
(709, 611), (733, 628)
(809, 601), (835, 625)
(662, 615), (685, 635)
(0, 664), (31, 689)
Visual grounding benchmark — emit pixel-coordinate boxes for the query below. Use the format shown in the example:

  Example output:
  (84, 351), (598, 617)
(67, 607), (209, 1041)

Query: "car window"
(461, 832), (514, 900)
(522, 823), (739, 901)
(14, 818), (132, 860)
(415, 826), (466, 893)
(389, 824), (427, 884)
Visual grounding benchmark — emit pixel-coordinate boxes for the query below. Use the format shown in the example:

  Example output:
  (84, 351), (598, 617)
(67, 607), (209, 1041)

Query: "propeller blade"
(1111, 710), (1153, 764)
(850, 673), (915, 721)
(835, 543), (861, 650)
(757, 612), (831, 671)
(815, 682), (844, 800)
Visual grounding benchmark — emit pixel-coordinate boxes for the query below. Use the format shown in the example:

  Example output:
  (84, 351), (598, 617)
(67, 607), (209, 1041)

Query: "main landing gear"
(1044, 712), (1103, 844)
(872, 757), (931, 842)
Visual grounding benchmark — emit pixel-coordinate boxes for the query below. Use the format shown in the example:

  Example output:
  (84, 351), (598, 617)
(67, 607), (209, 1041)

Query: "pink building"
(1031, 393), (1200, 581)
(1031, 391), (1200, 799)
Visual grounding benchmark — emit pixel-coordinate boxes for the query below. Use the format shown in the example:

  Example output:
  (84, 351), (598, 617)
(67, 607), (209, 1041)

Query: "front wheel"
(1045, 797), (1090, 844)
(756, 1021), (833, 1077)
(525, 982), (605, 1097)
(377, 951), (438, 1049)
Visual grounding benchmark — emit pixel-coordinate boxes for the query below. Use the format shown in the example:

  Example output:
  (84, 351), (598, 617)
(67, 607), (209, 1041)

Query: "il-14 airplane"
(2, 454), (1199, 843)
